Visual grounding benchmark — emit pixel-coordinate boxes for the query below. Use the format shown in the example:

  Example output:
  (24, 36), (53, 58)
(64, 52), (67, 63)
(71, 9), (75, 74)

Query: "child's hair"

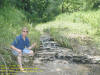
(22, 27), (28, 31)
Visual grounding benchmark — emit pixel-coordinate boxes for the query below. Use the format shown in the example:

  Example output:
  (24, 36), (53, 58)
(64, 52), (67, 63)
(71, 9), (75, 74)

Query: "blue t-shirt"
(11, 34), (30, 51)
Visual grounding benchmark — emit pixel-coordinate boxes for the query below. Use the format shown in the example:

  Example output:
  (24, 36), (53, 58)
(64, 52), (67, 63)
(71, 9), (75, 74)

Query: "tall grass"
(36, 10), (100, 54)
(0, 6), (40, 73)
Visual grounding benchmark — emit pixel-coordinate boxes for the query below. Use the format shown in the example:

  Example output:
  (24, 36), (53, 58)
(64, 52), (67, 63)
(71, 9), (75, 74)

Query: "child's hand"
(32, 42), (37, 48)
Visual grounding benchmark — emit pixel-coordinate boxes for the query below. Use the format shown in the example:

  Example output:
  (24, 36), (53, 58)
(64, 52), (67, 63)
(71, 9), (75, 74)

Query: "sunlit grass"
(35, 10), (100, 53)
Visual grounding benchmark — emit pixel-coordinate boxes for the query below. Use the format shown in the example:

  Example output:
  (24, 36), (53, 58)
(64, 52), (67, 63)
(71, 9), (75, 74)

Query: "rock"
(56, 68), (62, 71)
(39, 34), (100, 64)
(33, 58), (42, 64)
(86, 55), (100, 64)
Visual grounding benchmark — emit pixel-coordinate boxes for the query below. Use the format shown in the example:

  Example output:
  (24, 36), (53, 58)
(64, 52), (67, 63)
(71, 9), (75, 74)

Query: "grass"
(35, 10), (100, 54)
(0, 6), (40, 73)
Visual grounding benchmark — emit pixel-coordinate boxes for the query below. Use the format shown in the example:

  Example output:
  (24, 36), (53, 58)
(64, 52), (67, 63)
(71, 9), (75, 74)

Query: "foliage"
(0, 6), (40, 72)
(1, 0), (100, 22)
(35, 10), (100, 52)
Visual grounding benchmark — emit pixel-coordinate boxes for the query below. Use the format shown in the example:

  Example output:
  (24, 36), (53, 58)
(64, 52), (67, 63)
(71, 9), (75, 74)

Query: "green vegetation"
(0, 6), (40, 72)
(36, 10), (100, 54)
(1, 0), (100, 22)
(1, 0), (100, 73)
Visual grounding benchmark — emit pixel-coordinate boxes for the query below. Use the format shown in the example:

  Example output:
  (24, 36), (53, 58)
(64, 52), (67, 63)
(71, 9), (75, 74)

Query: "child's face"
(22, 29), (28, 37)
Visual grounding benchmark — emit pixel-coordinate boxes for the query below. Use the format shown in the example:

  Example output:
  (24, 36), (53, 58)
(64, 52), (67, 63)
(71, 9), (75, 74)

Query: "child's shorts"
(12, 48), (31, 56)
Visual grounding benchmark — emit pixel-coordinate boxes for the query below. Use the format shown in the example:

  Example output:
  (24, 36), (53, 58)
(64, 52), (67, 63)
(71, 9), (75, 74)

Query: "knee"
(30, 50), (33, 54)
(30, 50), (34, 55)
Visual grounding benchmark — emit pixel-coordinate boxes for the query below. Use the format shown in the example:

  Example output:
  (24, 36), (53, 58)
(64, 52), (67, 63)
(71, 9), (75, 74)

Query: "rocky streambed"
(17, 34), (100, 75)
